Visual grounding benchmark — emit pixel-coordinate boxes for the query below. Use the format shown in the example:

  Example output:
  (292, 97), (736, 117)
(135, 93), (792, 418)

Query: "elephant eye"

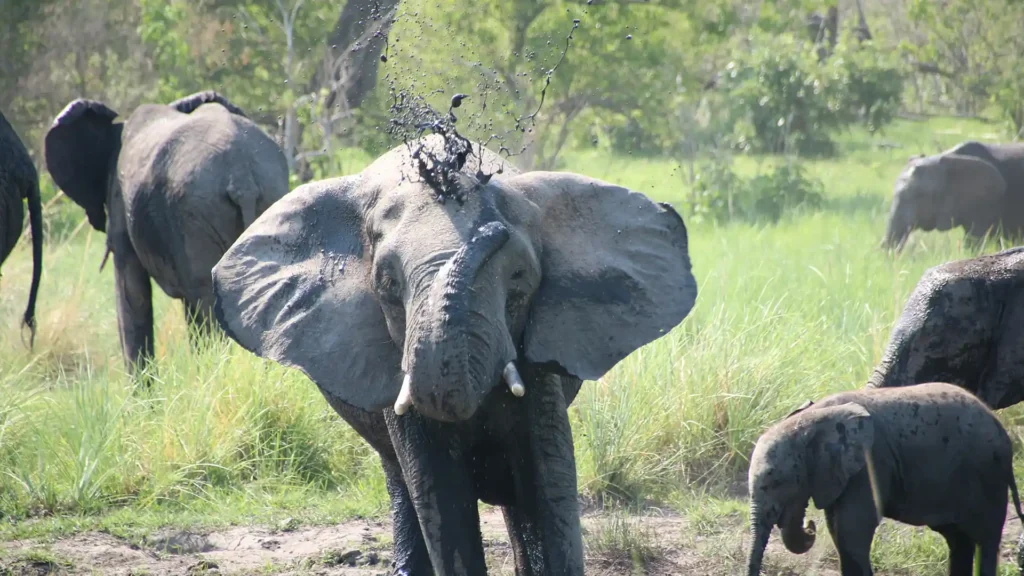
(376, 271), (403, 305)
(510, 269), (525, 281)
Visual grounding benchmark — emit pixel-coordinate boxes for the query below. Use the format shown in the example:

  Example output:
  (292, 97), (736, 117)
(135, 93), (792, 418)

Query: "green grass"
(2, 115), (1024, 573)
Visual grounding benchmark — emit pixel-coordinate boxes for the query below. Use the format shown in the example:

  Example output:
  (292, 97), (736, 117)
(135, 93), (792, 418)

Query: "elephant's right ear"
(44, 99), (120, 232)
(808, 403), (875, 511)
(212, 175), (404, 412)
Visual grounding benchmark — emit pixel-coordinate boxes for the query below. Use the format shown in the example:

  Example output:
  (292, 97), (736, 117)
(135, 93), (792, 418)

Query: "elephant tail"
(22, 173), (43, 348)
(1009, 470), (1024, 525)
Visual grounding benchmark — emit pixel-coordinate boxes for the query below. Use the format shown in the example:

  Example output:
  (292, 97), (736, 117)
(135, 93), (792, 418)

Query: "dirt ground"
(2, 505), (1023, 575)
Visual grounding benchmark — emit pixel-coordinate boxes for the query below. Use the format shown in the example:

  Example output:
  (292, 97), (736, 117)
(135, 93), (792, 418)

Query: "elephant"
(866, 245), (1024, 410)
(43, 91), (289, 369)
(883, 140), (1024, 251)
(0, 110), (42, 343)
(210, 134), (698, 575)
(747, 382), (1024, 576)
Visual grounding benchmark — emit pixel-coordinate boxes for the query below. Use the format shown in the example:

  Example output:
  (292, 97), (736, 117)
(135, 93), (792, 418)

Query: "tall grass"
(0, 115), (1021, 538)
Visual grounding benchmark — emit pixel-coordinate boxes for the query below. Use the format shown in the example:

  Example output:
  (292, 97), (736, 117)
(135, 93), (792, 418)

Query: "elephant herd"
(2, 92), (1024, 576)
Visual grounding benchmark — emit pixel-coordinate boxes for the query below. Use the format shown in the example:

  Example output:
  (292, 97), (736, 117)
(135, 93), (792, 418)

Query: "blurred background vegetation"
(3, 0), (1018, 209)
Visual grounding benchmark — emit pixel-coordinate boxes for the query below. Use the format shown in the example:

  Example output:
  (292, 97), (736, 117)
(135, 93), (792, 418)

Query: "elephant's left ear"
(808, 403), (875, 511)
(509, 171), (698, 381)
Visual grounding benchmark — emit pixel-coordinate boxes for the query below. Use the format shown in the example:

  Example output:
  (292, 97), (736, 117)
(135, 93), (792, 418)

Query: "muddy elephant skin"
(747, 383), (1024, 576)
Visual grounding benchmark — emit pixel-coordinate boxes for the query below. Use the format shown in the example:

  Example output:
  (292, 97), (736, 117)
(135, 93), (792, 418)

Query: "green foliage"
(715, 32), (904, 157)
(685, 157), (823, 225)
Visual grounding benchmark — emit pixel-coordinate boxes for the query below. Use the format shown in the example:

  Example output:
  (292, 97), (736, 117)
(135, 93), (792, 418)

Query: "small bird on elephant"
(747, 382), (1024, 576)
(884, 140), (1024, 251)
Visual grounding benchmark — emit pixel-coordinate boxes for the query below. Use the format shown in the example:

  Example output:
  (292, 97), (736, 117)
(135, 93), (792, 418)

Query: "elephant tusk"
(394, 374), (414, 415)
(503, 362), (526, 397)
(99, 247), (112, 272)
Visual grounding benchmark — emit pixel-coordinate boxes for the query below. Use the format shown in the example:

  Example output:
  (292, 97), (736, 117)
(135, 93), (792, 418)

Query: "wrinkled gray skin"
(884, 141), (1024, 251)
(867, 246), (1024, 410)
(0, 110), (42, 343)
(43, 92), (289, 370)
(211, 135), (698, 576)
(747, 383), (1024, 576)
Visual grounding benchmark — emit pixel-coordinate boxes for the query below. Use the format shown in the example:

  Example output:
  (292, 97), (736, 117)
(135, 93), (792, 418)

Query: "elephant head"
(747, 402), (875, 576)
(883, 153), (1006, 251)
(43, 91), (247, 235)
(211, 136), (697, 422)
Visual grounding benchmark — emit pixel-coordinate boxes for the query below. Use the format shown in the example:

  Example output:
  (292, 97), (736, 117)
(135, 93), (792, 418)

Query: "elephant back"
(950, 141), (1024, 229)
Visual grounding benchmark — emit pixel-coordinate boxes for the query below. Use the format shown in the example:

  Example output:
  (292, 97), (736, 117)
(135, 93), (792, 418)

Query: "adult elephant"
(883, 140), (1024, 251)
(0, 110), (43, 344)
(866, 246), (1024, 410)
(211, 135), (698, 575)
(44, 91), (289, 370)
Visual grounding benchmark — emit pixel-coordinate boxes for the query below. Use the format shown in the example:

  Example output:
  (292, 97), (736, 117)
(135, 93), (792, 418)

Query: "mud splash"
(380, 18), (580, 204)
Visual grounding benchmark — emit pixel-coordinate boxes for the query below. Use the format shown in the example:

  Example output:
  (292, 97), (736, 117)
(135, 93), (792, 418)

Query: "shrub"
(716, 32), (904, 156)
(685, 158), (823, 225)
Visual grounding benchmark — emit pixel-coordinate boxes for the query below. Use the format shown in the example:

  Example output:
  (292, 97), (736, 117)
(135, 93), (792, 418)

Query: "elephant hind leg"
(933, 525), (976, 576)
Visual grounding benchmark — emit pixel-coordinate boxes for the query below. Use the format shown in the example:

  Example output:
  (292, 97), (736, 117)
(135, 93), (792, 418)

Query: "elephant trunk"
(883, 207), (911, 252)
(780, 501), (816, 554)
(404, 221), (510, 421)
(23, 175), (43, 347)
(747, 503), (772, 576)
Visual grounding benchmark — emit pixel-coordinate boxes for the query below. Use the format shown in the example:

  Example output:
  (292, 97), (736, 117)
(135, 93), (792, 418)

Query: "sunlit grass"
(1, 116), (1023, 572)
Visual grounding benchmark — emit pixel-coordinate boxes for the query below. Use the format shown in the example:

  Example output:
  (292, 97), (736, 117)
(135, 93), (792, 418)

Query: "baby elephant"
(747, 382), (1024, 576)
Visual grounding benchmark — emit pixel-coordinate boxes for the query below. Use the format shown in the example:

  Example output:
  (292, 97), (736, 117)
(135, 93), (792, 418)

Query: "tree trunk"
(312, 0), (400, 112)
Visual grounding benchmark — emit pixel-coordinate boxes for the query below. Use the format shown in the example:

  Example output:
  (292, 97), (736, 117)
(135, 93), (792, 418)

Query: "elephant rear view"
(44, 91), (289, 369)
(867, 246), (1024, 410)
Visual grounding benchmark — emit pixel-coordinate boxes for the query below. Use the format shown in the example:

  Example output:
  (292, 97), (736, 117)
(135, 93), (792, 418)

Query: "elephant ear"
(808, 403), (875, 511)
(510, 171), (698, 381)
(44, 99), (120, 232)
(211, 175), (404, 411)
(941, 154), (1006, 228)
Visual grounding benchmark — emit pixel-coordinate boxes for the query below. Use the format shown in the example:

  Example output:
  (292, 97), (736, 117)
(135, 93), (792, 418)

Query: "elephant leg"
(825, 472), (879, 576)
(385, 409), (487, 576)
(382, 457), (434, 576)
(933, 525), (975, 576)
(501, 370), (584, 576)
(183, 297), (215, 348)
(111, 235), (154, 372)
(315, 391), (434, 576)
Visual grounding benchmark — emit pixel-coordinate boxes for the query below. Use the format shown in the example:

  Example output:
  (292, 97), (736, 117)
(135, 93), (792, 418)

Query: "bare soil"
(1, 505), (1022, 575)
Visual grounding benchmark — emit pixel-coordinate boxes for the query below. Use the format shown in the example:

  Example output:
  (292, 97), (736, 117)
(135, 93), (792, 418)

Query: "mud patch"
(2, 504), (1023, 575)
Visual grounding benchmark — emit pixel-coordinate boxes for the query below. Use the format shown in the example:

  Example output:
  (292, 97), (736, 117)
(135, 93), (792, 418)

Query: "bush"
(686, 158), (823, 225)
(716, 32), (904, 156)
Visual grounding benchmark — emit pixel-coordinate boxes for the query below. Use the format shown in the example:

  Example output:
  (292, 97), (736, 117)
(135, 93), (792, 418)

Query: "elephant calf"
(867, 246), (1024, 410)
(747, 383), (1024, 576)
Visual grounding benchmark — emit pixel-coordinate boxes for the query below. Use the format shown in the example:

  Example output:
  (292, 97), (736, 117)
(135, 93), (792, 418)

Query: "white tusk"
(394, 374), (413, 415)
(503, 362), (526, 397)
